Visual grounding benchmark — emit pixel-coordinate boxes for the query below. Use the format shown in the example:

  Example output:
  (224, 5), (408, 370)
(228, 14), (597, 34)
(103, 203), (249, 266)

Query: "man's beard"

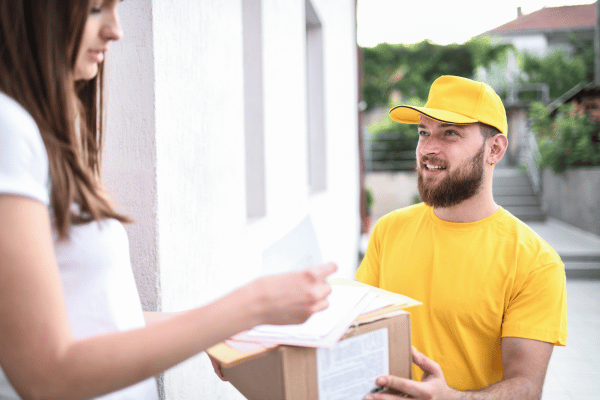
(417, 144), (485, 208)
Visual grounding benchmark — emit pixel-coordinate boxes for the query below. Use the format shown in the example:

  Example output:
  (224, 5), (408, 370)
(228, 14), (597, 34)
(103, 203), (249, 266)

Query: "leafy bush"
(529, 101), (600, 173)
(519, 50), (588, 101)
(360, 37), (511, 111)
(364, 187), (374, 214)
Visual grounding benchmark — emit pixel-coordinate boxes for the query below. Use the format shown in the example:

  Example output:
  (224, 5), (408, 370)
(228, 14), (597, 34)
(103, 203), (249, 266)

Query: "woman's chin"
(73, 64), (99, 81)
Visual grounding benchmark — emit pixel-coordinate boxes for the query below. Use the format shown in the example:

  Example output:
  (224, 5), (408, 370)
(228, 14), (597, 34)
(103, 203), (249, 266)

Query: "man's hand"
(365, 338), (553, 400)
(365, 346), (457, 400)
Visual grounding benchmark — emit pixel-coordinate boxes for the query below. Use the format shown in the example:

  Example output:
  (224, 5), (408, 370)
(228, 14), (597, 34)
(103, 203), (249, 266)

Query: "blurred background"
(357, 3), (600, 399)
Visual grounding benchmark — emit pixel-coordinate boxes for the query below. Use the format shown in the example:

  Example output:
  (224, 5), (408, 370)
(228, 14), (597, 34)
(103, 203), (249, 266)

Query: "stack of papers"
(234, 285), (379, 348)
(231, 278), (422, 349)
(328, 277), (421, 310)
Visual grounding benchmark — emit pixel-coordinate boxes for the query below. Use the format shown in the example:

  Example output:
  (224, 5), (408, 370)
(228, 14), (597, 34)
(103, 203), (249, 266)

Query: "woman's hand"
(250, 263), (337, 326)
(208, 354), (226, 381)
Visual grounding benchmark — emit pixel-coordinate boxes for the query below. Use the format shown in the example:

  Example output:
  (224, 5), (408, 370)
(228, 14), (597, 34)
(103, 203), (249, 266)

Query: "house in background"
(476, 2), (596, 105)
(103, 1), (360, 398)
(485, 2), (596, 56)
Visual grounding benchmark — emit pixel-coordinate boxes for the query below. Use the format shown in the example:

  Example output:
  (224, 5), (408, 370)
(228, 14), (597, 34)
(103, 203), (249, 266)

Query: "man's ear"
(487, 134), (508, 165)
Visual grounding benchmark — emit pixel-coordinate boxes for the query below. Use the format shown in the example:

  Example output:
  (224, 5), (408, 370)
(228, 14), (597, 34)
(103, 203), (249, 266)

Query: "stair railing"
(519, 121), (542, 196)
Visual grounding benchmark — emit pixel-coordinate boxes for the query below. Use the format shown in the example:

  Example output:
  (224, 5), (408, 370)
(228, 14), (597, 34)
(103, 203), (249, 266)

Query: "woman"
(0, 1), (336, 398)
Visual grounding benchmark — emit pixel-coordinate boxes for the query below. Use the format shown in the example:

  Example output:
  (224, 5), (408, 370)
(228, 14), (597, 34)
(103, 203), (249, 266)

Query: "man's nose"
(418, 134), (441, 155)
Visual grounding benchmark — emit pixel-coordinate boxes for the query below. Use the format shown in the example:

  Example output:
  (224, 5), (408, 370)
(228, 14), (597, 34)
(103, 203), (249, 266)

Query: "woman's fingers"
(307, 262), (338, 282)
(208, 355), (226, 381)
(258, 262), (337, 326)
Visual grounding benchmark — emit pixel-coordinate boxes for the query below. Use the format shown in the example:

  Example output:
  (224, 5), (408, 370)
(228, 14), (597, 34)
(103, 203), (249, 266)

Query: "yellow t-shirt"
(356, 203), (567, 390)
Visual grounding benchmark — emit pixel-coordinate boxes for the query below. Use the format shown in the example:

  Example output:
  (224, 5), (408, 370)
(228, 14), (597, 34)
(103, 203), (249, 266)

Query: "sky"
(357, 0), (595, 47)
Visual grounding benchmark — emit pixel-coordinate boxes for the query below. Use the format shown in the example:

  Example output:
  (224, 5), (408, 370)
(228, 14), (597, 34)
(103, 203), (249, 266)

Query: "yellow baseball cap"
(389, 75), (508, 135)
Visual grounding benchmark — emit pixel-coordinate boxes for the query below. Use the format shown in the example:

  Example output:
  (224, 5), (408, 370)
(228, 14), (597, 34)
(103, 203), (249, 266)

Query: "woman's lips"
(89, 50), (105, 63)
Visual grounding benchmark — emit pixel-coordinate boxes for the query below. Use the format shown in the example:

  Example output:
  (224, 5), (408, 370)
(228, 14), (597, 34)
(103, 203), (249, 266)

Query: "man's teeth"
(425, 164), (445, 170)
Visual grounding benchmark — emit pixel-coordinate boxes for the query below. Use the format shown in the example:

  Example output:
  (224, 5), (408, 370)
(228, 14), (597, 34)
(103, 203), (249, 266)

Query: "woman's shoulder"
(0, 91), (50, 205)
(0, 91), (40, 136)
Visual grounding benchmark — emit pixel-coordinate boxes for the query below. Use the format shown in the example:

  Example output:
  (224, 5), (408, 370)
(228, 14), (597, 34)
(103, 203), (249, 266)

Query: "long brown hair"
(0, 0), (130, 238)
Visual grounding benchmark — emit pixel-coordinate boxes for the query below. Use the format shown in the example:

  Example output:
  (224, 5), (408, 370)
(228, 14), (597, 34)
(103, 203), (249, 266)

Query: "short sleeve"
(0, 92), (50, 205)
(356, 220), (382, 286)
(502, 255), (567, 346)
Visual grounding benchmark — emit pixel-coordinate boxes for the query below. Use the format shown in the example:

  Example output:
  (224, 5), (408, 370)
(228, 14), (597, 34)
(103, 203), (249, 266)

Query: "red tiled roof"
(488, 3), (596, 34)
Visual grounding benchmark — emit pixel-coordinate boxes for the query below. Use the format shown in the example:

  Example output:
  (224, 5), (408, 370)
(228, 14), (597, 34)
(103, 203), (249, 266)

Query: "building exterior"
(485, 3), (596, 56)
(102, 0), (360, 398)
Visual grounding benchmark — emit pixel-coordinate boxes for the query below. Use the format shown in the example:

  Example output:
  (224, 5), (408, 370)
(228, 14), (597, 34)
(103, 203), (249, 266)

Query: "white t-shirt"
(0, 91), (159, 399)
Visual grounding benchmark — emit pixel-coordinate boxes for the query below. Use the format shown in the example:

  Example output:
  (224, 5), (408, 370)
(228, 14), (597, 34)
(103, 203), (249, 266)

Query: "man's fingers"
(411, 346), (440, 376)
(373, 375), (425, 399)
(411, 345), (422, 357)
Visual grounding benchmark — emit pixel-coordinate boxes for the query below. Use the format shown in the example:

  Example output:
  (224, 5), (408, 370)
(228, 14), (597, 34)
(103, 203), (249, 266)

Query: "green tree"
(569, 34), (595, 83)
(519, 50), (588, 100)
(361, 37), (511, 112)
(465, 35), (513, 70)
(529, 101), (600, 173)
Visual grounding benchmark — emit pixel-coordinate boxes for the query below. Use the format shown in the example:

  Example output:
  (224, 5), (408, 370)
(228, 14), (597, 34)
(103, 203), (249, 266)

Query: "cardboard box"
(212, 311), (411, 400)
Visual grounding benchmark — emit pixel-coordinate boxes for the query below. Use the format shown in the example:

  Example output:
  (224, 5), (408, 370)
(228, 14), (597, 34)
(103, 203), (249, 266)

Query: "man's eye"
(418, 131), (429, 137)
(90, 7), (102, 14)
(446, 130), (458, 136)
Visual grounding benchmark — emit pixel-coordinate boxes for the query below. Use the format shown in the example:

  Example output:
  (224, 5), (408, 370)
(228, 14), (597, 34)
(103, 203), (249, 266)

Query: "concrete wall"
(365, 171), (418, 222)
(103, 0), (359, 398)
(542, 168), (600, 236)
(504, 106), (528, 165)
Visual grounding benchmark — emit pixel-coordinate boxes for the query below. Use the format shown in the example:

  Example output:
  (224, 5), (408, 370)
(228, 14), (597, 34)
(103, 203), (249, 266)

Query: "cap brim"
(389, 105), (478, 125)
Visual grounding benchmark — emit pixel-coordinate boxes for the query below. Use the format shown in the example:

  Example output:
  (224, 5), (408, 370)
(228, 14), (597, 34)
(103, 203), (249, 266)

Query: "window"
(243, 0), (266, 218)
(306, 0), (326, 192)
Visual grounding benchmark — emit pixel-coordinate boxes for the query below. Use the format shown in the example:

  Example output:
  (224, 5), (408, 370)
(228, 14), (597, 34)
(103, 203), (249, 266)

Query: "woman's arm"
(0, 195), (336, 400)
(143, 311), (178, 325)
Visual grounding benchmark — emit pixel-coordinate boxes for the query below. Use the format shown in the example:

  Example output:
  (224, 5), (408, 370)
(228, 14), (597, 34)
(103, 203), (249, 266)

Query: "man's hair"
(479, 123), (501, 139)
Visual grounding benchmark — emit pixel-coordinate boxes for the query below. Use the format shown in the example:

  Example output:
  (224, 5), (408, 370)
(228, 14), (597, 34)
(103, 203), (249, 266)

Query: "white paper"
(317, 328), (389, 400)
(250, 285), (370, 337)
(237, 287), (379, 348)
(328, 277), (422, 309)
(262, 215), (322, 276)
(360, 295), (394, 315)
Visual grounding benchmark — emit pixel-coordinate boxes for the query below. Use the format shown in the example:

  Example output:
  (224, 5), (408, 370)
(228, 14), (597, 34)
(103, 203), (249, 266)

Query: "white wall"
(104, 0), (359, 398)
(104, 2), (158, 311)
(504, 34), (548, 56)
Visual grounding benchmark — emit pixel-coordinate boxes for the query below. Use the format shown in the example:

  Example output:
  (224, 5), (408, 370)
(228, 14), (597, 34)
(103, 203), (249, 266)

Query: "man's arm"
(365, 338), (553, 400)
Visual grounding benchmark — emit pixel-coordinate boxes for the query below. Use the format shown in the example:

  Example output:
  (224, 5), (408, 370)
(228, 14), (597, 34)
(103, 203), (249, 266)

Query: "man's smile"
(424, 163), (446, 171)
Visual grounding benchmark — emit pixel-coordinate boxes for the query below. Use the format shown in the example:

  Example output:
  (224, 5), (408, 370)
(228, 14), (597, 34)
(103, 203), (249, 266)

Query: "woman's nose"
(101, 9), (123, 42)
